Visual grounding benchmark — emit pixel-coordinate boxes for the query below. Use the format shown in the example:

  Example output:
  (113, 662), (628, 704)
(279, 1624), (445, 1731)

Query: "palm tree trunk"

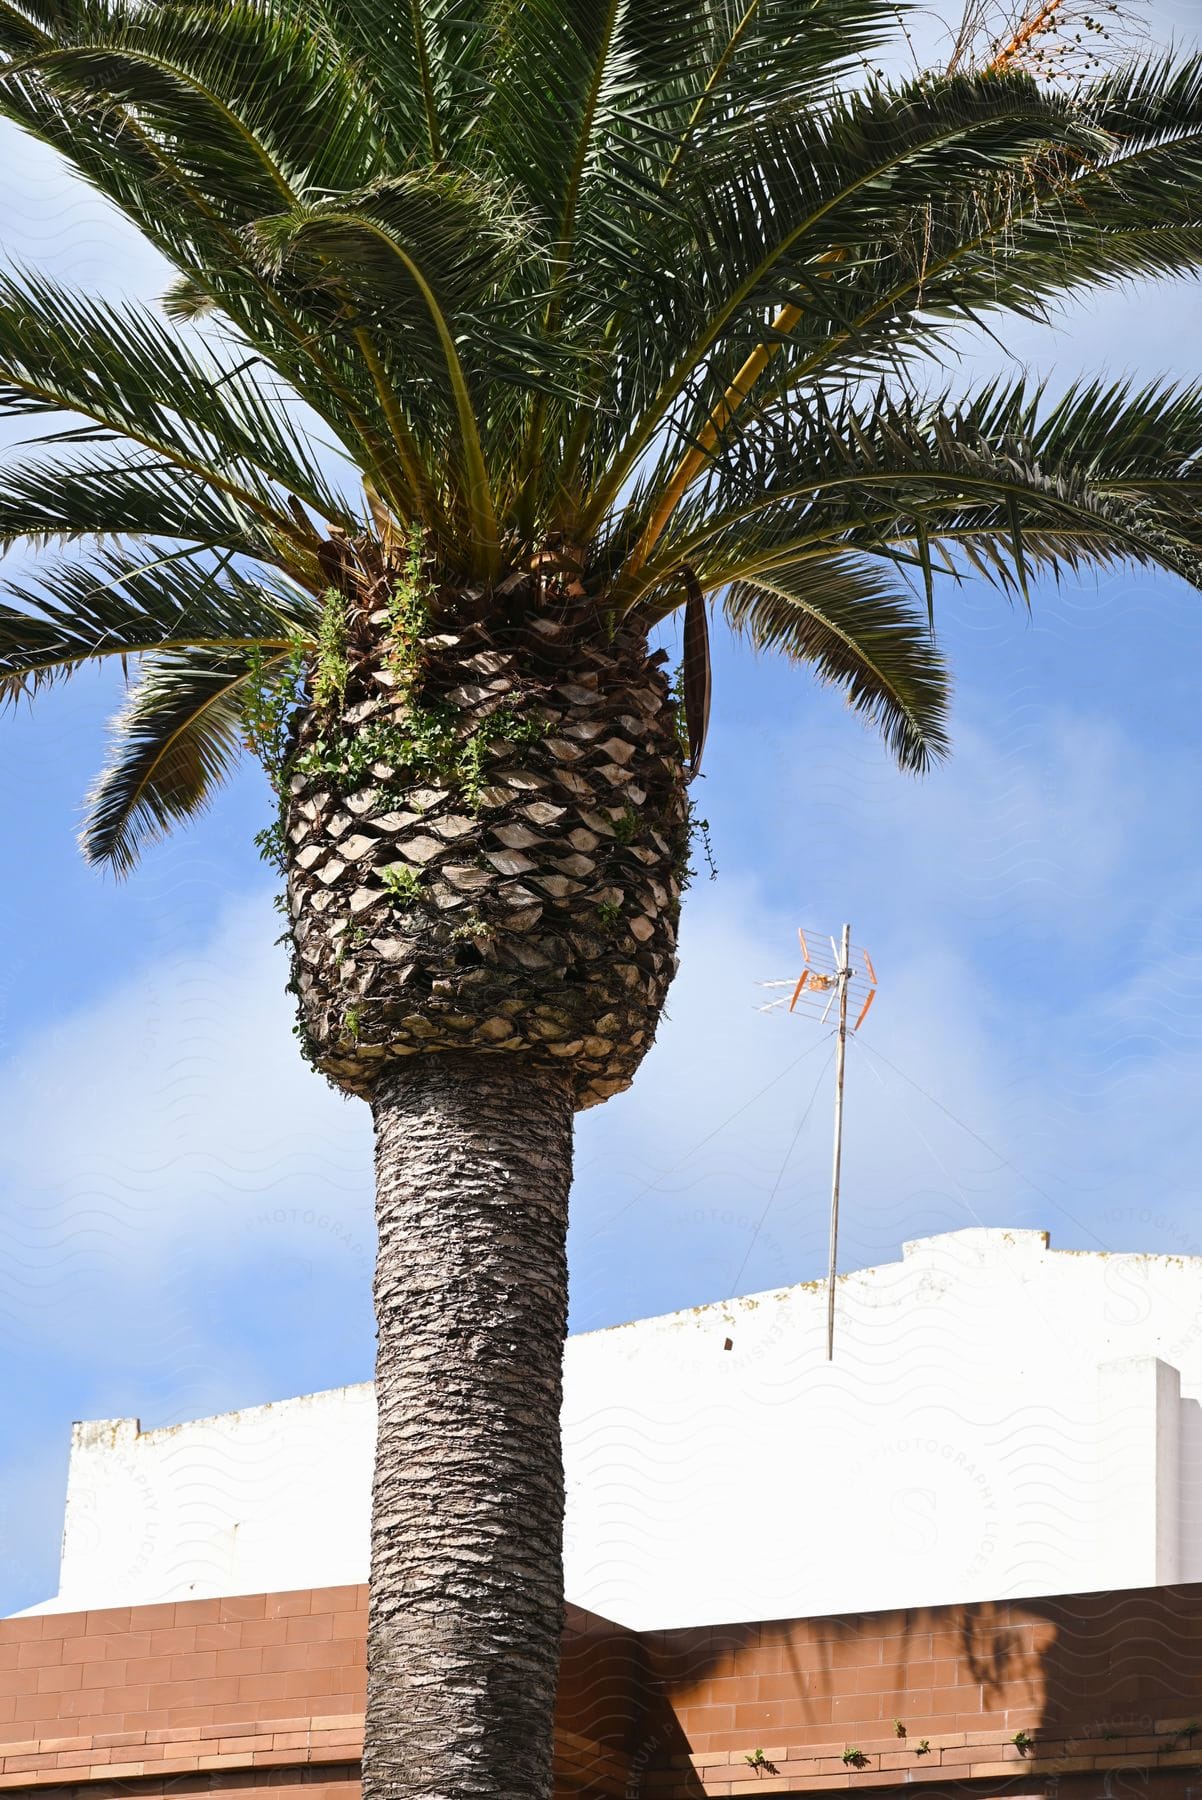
(365, 1050), (574, 1800)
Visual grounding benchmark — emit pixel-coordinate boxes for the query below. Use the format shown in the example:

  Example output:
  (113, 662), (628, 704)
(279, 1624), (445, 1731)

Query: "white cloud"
(0, 893), (375, 1360)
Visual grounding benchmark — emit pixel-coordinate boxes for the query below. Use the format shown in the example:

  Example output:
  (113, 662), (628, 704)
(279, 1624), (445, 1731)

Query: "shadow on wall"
(557, 1584), (1202, 1799)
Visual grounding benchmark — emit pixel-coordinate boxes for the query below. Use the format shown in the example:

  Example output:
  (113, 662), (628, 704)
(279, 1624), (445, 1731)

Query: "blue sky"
(2, 0), (1202, 1612)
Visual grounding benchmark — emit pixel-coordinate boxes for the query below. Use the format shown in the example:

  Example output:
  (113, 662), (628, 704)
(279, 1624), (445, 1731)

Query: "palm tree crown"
(2, 0), (1202, 870)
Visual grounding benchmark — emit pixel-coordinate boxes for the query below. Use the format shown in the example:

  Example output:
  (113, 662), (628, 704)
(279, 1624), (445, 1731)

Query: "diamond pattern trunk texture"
(284, 600), (689, 1109)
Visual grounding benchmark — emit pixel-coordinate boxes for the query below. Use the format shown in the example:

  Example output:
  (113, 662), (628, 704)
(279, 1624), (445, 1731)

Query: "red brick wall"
(0, 1588), (365, 1799)
(0, 1587), (366, 1752)
(637, 1587), (1202, 1795)
(2, 1583), (1202, 1798)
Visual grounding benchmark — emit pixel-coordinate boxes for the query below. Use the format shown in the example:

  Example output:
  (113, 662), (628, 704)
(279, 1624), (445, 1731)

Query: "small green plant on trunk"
(381, 864), (423, 906)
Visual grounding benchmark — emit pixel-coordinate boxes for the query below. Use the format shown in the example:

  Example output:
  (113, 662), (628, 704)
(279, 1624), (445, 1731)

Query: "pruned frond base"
(284, 599), (688, 1109)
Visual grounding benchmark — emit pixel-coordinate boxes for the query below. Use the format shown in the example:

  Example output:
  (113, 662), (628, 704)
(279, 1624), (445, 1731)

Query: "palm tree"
(4, 0), (1202, 1792)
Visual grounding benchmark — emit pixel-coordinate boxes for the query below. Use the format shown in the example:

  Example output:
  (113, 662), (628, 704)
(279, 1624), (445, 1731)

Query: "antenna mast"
(826, 924), (851, 1362)
(759, 925), (878, 1361)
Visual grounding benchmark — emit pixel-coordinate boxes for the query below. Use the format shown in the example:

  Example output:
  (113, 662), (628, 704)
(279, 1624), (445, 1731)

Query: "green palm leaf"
(725, 556), (950, 773)
(626, 375), (1202, 611)
(0, 268), (354, 530)
(4, 1), (383, 216)
(0, 449), (302, 563)
(82, 646), (268, 875)
(0, 549), (316, 701)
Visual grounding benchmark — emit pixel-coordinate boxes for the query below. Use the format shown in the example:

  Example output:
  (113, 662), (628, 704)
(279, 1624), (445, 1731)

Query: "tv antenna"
(759, 925), (878, 1360)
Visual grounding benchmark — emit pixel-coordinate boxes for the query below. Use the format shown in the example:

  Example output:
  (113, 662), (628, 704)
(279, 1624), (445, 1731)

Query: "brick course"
(2, 1584), (1201, 1797)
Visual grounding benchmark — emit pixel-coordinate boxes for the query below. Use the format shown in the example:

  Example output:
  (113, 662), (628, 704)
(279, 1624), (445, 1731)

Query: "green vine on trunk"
(290, 1017), (323, 1071)
(385, 525), (431, 686)
(243, 644), (307, 786)
(692, 805), (718, 882)
(450, 914), (492, 943)
(254, 818), (289, 876)
(294, 703), (545, 812)
(242, 643), (307, 874)
(314, 586), (349, 711)
(671, 797), (718, 898)
(333, 924), (367, 966)
(664, 661), (716, 892)
(457, 705), (544, 808)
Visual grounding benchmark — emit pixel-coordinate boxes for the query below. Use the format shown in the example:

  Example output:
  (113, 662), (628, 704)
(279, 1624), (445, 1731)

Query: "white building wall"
(24, 1229), (1202, 1630)
(1095, 1357), (1181, 1587)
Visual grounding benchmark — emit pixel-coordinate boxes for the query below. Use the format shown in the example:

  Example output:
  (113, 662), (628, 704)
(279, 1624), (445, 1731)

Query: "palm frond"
(655, 0), (908, 182)
(251, 165), (593, 550)
(277, 0), (490, 164)
(3, 0), (383, 216)
(82, 646), (269, 876)
(578, 68), (1099, 535)
(0, 0), (1201, 867)
(628, 376), (1202, 614)
(0, 7), (423, 502)
(0, 548), (316, 701)
(0, 268), (356, 530)
(725, 556), (951, 772)
(0, 448), (306, 566)
(250, 171), (549, 566)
